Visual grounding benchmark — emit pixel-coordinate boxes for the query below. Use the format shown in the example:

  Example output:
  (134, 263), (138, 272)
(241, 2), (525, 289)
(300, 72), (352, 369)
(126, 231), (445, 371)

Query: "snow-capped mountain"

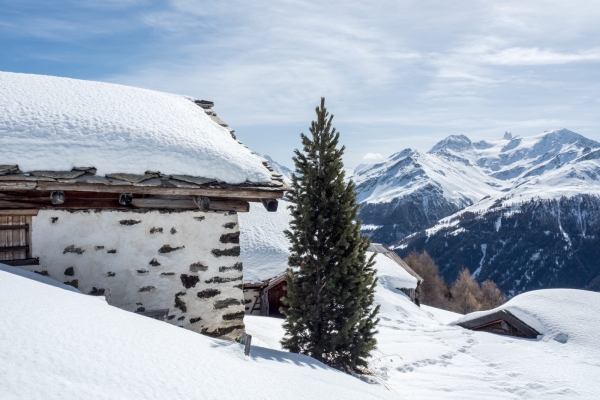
(354, 129), (600, 244)
(354, 128), (600, 295)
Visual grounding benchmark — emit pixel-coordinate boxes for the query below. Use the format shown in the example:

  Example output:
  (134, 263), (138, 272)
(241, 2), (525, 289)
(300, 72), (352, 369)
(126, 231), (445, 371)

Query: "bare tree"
(480, 280), (505, 310)
(451, 268), (483, 314)
(404, 251), (450, 309)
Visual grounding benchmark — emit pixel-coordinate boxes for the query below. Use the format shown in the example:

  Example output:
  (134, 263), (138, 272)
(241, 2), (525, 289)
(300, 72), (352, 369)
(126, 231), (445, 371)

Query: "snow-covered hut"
(0, 72), (288, 340)
(239, 202), (423, 316)
(368, 243), (423, 304)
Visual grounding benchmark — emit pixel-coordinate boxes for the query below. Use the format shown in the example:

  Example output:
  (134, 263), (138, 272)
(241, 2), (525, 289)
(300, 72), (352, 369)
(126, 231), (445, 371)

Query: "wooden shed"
(368, 243), (424, 305)
(456, 309), (540, 339)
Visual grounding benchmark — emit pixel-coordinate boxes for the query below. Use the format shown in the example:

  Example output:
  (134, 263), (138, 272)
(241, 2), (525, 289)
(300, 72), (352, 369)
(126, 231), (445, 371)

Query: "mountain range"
(351, 128), (600, 295)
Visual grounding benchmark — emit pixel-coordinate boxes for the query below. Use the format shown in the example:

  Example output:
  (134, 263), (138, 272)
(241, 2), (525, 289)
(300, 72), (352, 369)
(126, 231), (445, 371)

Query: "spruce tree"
(281, 98), (379, 372)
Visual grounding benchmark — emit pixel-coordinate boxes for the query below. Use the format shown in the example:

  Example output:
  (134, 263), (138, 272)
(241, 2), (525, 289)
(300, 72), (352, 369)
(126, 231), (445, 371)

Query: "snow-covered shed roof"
(0, 72), (287, 191)
(450, 289), (600, 344)
(368, 243), (424, 284)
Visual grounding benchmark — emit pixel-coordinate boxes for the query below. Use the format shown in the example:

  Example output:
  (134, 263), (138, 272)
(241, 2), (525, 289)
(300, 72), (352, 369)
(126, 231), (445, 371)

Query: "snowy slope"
(247, 271), (600, 398)
(0, 71), (271, 184)
(0, 264), (394, 400)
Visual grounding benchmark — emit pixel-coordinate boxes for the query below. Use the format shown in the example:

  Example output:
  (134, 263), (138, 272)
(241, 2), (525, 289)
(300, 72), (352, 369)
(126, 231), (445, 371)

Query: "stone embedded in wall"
(159, 244), (185, 253)
(190, 317), (202, 324)
(119, 219), (141, 226)
(161, 272), (175, 276)
(89, 287), (105, 296)
(64, 267), (74, 276)
(178, 316), (185, 321)
(170, 227), (177, 234)
(204, 276), (243, 284)
(150, 227), (163, 234)
(51, 217), (58, 223)
(219, 262), (243, 273)
(174, 291), (187, 312)
(167, 315), (175, 320)
(137, 269), (149, 274)
(107, 272), (116, 277)
(180, 274), (200, 289)
(64, 280), (78, 288)
(222, 222), (237, 229)
(193, 216), (205, 222)
(189, 262), (208, 272)
(149, 258), (161, 266)
(197, 288), (221, 299)
(201, 325), (245, 338)
(107, 249), (117, 254)
(94, 246), (105, 250)
(136, 306), (145, 312)
(63, 245), (84, 255)
(211, 246), (240, 258)
(214, 298), (243, 309)
(233, 284), (243, 289)
(34, 270), (49, 276)
(219, 232), (240, 244)
(139, 286), (156, 292)
(222, 311), (245, 321)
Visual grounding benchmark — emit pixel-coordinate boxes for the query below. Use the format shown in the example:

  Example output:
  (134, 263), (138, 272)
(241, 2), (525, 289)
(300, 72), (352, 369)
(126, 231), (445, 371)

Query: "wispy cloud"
(2, 0), (600, 167)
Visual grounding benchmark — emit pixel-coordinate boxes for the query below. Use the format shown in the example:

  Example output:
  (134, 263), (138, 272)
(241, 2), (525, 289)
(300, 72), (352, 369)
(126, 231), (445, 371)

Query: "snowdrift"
(0, 263), (393, 399)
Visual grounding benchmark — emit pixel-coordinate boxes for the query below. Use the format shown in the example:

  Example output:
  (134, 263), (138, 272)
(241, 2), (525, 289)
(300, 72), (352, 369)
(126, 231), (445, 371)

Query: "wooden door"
(0, 215), (32, 262)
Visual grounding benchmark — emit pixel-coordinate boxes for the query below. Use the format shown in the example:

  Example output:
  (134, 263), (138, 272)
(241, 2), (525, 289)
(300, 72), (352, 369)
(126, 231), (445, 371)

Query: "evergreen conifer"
(281, 98), (379, 372)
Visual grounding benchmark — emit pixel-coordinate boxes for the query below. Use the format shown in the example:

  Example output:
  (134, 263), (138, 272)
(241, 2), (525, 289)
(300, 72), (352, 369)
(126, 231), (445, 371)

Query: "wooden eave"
(0, 170), (288, 213)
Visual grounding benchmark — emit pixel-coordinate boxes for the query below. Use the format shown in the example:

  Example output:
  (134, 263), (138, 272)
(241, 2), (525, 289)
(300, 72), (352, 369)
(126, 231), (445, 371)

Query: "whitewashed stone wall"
(22, 209), (245, 340)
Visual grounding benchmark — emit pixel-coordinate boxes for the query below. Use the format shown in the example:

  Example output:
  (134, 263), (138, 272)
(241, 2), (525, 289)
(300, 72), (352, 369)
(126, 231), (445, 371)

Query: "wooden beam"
(261, 199), (279, 212)
(31, 182), (285, 199)
(0, 182), (37, 191)
(0, 258), (39, 266)
(131, 198), (249, 212)
(0, 209), (39, 216)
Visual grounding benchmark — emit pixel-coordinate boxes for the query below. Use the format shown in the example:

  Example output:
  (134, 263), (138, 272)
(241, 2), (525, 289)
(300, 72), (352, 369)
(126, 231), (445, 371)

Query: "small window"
(0, 210), (39, 266)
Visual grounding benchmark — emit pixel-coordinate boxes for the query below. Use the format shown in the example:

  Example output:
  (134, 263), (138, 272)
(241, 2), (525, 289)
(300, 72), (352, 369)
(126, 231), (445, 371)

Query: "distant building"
(456, 310), (540, 339)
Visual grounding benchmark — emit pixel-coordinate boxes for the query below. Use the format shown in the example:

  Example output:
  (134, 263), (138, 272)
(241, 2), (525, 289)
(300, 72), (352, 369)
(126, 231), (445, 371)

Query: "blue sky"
(2, 0), (600, 169)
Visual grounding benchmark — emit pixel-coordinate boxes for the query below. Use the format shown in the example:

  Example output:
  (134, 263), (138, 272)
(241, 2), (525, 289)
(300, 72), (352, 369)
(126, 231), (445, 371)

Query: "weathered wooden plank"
(0, 245), (29, 252)
(26, 216), (33, 258)
(0, 210), (39, 216)
(32, 182), (285, 199)
(130, 198), (250, 212)
(0, 258), (39, 266)
(0, 224), (28, 230)
(0, 182), (37, 190)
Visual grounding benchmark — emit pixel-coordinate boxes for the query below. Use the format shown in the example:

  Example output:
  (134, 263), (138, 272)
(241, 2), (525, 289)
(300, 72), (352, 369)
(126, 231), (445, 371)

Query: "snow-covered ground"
(0, 264), (394, 400)
(247, 272), (600, 399)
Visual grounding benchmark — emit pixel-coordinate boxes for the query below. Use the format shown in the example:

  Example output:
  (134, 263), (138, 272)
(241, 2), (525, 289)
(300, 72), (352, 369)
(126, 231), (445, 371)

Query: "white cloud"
(481, 47), (600, 66)
(363, 153), (383, 161)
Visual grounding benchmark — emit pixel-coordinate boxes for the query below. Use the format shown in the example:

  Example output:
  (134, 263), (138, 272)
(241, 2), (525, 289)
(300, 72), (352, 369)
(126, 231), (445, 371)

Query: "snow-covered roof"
(450, 289), (599, 344)
(0, 72), (275, 185)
